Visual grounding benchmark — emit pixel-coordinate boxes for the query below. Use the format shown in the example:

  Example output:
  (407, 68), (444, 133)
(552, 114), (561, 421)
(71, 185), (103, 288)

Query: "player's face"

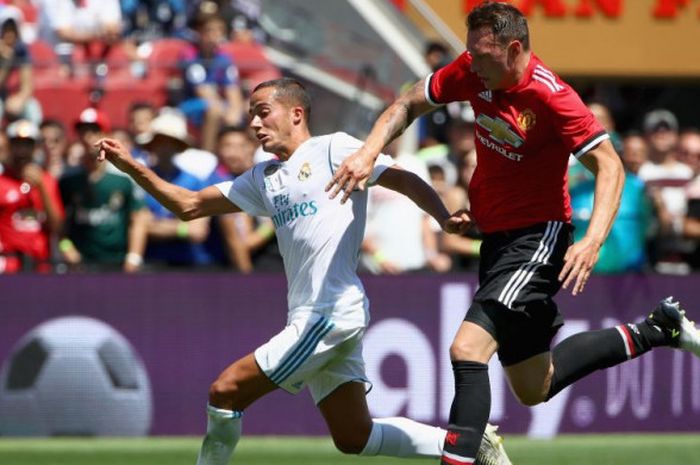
(466, 27), (517, 90)
(621, 135), (648, 174)
(249, 87), (296, 157)
(218, 132), (255, 176)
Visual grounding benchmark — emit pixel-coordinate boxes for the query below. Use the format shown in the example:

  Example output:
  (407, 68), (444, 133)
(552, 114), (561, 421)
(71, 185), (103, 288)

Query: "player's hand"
(558, 236), (601, 296)
(21, 163), (44, 187)
(442, 209), (472, 234)
(325, 147), (376, 204)
(94, 138), (134, 173)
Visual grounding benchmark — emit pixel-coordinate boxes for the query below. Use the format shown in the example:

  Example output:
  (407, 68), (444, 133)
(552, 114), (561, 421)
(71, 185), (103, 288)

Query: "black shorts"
(464, 221), (573, 366)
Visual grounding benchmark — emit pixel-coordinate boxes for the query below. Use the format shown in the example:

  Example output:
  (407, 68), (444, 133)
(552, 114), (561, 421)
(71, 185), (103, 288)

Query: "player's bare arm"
(559, 139), (624, 295)
(95, 138), (241, 220)
(376, 165), (471, 235)
(326, 79), (434, 203)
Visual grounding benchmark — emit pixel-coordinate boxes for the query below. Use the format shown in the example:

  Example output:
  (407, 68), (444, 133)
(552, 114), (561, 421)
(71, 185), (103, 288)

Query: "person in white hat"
(136, 109), (221, 268)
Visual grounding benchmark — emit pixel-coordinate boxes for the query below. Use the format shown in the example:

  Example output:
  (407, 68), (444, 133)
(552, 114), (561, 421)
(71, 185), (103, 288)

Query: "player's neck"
(505, 51), (532, 89)
(278, 131), (312, 161)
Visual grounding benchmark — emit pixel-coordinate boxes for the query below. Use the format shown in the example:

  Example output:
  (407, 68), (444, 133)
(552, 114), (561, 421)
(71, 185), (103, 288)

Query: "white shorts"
(254, 311), (370, 404)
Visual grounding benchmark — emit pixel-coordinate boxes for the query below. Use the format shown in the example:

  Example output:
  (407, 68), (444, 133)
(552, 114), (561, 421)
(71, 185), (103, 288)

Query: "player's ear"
(506, 40), (522, 64)
(292, 106), (304, 125)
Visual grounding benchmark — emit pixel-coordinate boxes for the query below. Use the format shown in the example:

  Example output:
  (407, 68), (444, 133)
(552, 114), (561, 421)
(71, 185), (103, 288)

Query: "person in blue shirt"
(136, 110), (221, 268)
(179, 13), (245, 152)
(0, 10), (42, 125)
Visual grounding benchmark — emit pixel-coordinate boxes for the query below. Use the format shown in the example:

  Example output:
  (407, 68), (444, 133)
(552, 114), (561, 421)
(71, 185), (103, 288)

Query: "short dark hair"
(128, 101), (156, 115)
(252, 78), (311, 124)
(39, 118), (66, 132)
(217, 125), (256, 143)
(425, 41), (448, 56)
(467, 2), (530, 51)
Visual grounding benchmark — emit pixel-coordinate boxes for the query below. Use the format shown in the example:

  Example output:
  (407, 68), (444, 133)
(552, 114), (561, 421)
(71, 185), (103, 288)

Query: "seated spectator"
(679, 128), (700, 270)
(187, 0), (266, 43)
(587, 102), (622, 154)
(120, 0), (189, 77)
(179, 13), (245, 152)
(638, 109), (693, 273)
(0, 8), (42, 125)
(121, 0), (188, 44)
(417, 109), (476, 186)
(211, 126), (283, 272)
(128, 101), (157, 141)
(35, 0), (122, 77)
(361, 138), (450, 274)
(73, 107), (121, 174)
(620, 131), (648, 176)
(126, 102), (157, 164)
(679, 128), (700, 170)
(59, 115), (150, 273)
(39, 119), (69, 179)
(136, 109), (218, 268)
(0, 119), (63, 273)
(569, 139), (652, 274)
(417, 41), (452, 147)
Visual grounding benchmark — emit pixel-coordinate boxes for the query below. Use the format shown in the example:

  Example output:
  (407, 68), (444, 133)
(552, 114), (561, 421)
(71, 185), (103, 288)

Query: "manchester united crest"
(517, 109), (536, 131)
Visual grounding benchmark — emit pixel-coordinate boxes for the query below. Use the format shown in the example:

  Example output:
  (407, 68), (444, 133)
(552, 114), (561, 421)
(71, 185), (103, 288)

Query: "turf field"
(0, 434), (698, 465)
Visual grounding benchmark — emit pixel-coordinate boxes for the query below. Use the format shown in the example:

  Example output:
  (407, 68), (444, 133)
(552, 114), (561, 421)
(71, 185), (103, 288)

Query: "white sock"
(359, 417), (446, 457)
(196, 404), (243, 465)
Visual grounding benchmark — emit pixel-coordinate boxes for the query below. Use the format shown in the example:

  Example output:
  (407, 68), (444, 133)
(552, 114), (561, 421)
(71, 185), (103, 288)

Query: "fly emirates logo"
(476, 114), (524, 162)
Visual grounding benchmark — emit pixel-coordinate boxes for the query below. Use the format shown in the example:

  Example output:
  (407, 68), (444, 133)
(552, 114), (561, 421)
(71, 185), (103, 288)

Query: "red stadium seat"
(147, 38), (189, 75)
(29, 40), (57, 68)
(219, 41), (281, 91)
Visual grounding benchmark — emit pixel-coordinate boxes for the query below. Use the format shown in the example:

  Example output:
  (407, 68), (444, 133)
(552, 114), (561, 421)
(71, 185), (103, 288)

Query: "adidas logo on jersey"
(478, 90), (492, 102)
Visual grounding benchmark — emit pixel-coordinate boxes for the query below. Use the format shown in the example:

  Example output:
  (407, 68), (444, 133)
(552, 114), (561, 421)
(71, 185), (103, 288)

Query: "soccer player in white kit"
(95, 78), (511, 465)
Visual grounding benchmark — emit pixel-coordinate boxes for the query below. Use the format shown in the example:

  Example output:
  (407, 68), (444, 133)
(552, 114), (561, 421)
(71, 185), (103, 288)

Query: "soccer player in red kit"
(327, 3), (700, 464)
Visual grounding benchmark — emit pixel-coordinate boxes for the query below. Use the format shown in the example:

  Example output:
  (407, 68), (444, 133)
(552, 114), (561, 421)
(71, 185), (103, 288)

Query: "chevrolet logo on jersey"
(476, 114), (524, 148)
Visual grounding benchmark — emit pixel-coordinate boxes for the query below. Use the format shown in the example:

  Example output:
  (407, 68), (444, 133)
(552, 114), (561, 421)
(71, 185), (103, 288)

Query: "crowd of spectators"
(0, 5), (699, 276)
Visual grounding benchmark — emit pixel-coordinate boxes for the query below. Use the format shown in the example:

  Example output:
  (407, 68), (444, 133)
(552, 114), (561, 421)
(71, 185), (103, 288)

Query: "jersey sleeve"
(327, 132), (395, 185)
(426, 52), (479, 106)
(215, 164), (269, 217)
(547, 85), (610, 158)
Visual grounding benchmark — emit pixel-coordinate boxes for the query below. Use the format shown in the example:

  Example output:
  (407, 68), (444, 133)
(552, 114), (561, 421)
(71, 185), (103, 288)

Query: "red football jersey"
(427, 53), (608, 233)
(0, 170), (64, 272)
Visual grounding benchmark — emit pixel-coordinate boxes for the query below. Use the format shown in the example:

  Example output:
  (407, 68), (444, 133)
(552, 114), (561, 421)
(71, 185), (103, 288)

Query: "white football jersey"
(216, 132), (394, 322)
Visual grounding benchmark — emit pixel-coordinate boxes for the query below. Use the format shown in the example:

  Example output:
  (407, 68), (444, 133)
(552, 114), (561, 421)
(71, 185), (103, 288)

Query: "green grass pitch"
(0, 434), (698, 465)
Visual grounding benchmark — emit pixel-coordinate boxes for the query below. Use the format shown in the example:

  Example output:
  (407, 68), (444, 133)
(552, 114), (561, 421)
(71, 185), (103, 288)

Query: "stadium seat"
(147, 38), (189, 75)
(219, 41), (281, 91)
(29, 40), (57, 68)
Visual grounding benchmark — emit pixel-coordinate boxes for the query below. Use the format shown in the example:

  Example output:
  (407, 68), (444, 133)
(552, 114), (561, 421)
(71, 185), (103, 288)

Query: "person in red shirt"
(326, 3), (700, 464)
(0, 119), (63, 273)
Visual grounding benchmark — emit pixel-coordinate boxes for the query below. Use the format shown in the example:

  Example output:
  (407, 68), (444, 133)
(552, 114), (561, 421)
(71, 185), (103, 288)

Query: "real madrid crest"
(517, 109), (536, 131)
(298, 162), (311, 181)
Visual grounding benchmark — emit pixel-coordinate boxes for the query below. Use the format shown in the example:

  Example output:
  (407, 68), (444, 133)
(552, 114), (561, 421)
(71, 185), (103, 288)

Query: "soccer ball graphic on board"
(0, 316), (152, 436)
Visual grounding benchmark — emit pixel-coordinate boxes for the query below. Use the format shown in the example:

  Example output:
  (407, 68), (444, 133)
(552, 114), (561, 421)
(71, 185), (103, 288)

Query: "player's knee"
(208, 376), (240, 407)
(450, 339), (483, 362)
(512, 386), (547, 406)
(332, 435), (366, 455)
